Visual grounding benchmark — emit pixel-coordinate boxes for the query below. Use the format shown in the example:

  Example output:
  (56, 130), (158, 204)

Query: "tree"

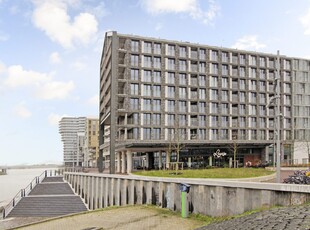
(227, 133), (239, 168)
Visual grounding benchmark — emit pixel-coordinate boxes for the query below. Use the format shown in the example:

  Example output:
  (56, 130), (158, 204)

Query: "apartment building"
(99, 31), (310, 174)
(59, 117), (99, 167)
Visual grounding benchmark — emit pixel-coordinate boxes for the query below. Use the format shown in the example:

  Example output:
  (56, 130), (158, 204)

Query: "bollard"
(179, 183), (190, 218)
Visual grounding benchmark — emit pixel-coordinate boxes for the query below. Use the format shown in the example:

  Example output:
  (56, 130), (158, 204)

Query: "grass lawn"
(133, 168), (274, 179)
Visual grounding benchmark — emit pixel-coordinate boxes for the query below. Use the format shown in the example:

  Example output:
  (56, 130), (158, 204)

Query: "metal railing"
(2, 169), (64, 219)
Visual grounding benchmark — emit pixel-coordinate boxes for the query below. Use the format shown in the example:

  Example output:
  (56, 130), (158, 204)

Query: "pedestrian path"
(6, 176), (87, 218)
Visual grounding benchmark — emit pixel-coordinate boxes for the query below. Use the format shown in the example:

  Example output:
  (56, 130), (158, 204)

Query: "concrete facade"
(99, 31), (310, 173)
(65, 172), (310, 217)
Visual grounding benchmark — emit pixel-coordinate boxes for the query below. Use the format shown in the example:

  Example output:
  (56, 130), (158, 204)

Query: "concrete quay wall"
(64, 172), (310, 217)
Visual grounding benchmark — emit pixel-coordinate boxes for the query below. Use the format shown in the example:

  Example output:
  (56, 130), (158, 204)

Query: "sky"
(1, 0), (310, 166)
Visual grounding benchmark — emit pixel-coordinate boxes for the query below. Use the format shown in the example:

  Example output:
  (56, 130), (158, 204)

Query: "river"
(0, 168), (58, 207)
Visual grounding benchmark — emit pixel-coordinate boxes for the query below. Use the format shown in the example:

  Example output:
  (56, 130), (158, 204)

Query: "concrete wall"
(65, 172), (310, 217)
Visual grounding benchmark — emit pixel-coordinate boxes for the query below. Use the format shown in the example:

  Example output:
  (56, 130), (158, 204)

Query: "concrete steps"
(7, 176), (88, 218)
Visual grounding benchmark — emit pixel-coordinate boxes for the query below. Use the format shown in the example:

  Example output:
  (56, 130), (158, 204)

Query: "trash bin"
(179, 183), (191, 218)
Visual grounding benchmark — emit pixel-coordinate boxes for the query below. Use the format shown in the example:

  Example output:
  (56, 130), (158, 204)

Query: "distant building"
(59, 117), (99, 167)
(99, 31), (310, 173)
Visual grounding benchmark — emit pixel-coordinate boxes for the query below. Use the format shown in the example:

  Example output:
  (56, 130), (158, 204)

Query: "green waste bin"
(179, 183), (190, 218)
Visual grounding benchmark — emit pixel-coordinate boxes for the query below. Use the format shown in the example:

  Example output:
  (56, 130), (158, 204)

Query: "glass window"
(143, 113), (151, 125)
(210, 116), (218, 127)
(222, 77), (228, 88)
(210, 89), (218, 100)
(210, 76), (218, 87)
(144, 42), (152, 53)
(167, 86), (175, 98)
(167, 114), (175, 126)
(210, 102), (218, 113)
(167, 72), (175, 84)
(199, 75), (206, 86)
(143, 99), (151, 111)
(179, 60), (187, 71)
(199, 62), (206, 73)
(167, 44), (175, 56)
(179, 101), (187, 112)
(129, 98), (139, 110)
(221, 116), (229, 127)
(154, 57), (161, 69)
(153, 71), (161, 83)
(179, 73), (187, 85)
(130, 83), (139, 95)
(222, 52), (229, 62)
(167, 100), (175, 112)
(221, 103), (229, 114)
(143, 56), (152, 68)
(198, 102), (206, 113)
(131, 54), (139, 66)
(153, 85), (161, 97)
(179, 87), (187, 99)
(210, 63), (218, 74)
(167, 58), (175, 70)
(199, 49), (206, 59)
(153, 114), (161, 125)
(130, 69), (139, 81)
(143, 70), (151, 82)
(199, 88), (206, 99)
(153, 128), (161, 139)
(154, 43), (161, 54)
(221, 90), (228, 101)
(142, 84), (151, 96)
(153, 99), (161, 111)
(211, 50), (218, 61)
(143, 128), (151, 140)
(179, 46), (186, 58)
(131, 40), (139, 52)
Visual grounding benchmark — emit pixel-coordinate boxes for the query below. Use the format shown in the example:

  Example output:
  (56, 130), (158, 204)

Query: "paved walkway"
(197, 204), (310, 230)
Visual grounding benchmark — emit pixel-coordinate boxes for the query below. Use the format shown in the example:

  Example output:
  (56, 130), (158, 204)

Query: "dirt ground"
(4, 206), (205, 230)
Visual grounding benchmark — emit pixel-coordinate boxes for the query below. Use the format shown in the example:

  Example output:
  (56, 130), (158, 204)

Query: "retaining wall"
(64, 172), (310, 217)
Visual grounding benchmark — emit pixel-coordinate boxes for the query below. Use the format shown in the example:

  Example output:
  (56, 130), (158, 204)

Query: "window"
(210, 116), (218, 127)
(240, 117), (246, 127)
(179, 46), (186, 57)
(220, 129), (229, 139)
(143, 113), (151, 125)
(144, 42), (152, 53)
(143, 128), (151, 140)
(179, 60), (186, 71)
(211, 50), (218, 61)
(130, 98), (139, 110)
(143, 99), (152, 111)
(249, 105), (257, 115)
(210, 64), (218, 74)
(199, 75), (206, 86)
(240, 104), (246, 115)
(153, 114), (161, 125)
(249, 92), (257, 103)
(239, 79), (245, 90)
(221, 116), (229, 127)
(222, 52), (229, 62)
(240, 67), (246, 77)
(143, 56), (152, 68)
(153, 128), (161, 139)
(179, 73), (187, 85)
(179, 115), (187, 126)
(249, 80), (256, 90)
(198, 102), (206, 113)
(259, 57), (266, 67)
(154, 57), (161, 69)
(240, 54), (246, 65)
(199, 49), (206, 59)
(142, 84), (151, 96)
(130, 69), (139, 81)
(179, 87), (187, 99)
(221, 90), (229, 101)
(130, 83), (139, 95)
(128, 128), (139, 139)
(153, 71), (161, 83)
(179, 101), (187, 112)
(259, 93), (266, 104)
(210, 102), (218, 113)
(210, 129), (218, 140)
(167, 44), (175, 56)
(222, 77), (228, 88)
(153, 85), (161, 97)
(199, 88), (206, 99)
(251, 130), (257, 139)
(240, 92), (246, 103)
(210, 76), (218, 87)
(131, 55), (139, 66)
(222, 65), (228, 75)
(221, 103), (229, 114)
(259, 69), (266, 79)
(167, 58), (175, 70)
(259, 118), (266, 128)
(131, 40), (139, 52)
(153, 99), (161, 111)
(249, 55), (257, 66)
(259, 105), (266, 116)
(154, 43), (161, 54)
(198, 129), (206, 139)
(210, 89), (218, 100)
(199, 115), (206, 126)
(143, 70), (151, 82)
(249, 68), (256, 78)
(250, 117), (257, 128)
(128, 113), (139, 125)
(167, 72), (175, 84)
(167, 100), (175, 112)
(167, 86), (175, 98)
(259, 81), (266, 91)
(167, 114), (175, 126)
(240, 130), (246, 139)
(199, 62), (206, 72)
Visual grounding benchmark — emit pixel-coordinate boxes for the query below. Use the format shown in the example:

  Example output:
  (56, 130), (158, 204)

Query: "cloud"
(35, 80), (75, 100)
(32, 0), (98, 48)
(140, 0), (220, 25)
(4, 65), (51, 87)
(300, 8), (310, 35)
(72, 60), (86, 71)
(49, 52), (61, 64)
(14, 103), (32, 119)
(48, 113), (68, 125)
(88, 94), (99, 106)
(231, 35), (266, 51)
(3, 64), (75, 100)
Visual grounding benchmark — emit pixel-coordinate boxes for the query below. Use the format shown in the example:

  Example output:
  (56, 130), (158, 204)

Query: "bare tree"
(227, 133), (239, 168)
